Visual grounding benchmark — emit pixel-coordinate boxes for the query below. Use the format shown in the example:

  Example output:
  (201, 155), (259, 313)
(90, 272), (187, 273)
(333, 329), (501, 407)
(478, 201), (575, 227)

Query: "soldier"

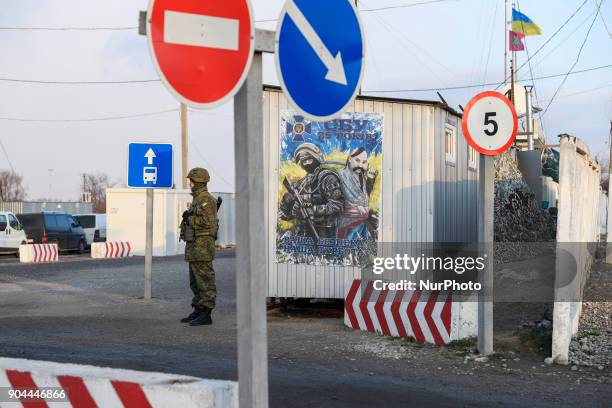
(179, 168), (218, 326)
(279, 143), (344, 238)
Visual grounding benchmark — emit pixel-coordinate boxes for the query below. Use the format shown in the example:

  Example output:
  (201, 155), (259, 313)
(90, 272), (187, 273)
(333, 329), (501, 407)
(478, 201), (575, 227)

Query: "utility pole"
(525, 86), (534, 150)
(181, 103), (189, 188)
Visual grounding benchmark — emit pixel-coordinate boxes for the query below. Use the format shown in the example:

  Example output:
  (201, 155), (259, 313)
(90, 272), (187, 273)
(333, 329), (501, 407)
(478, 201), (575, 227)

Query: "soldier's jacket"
(183, 186), (218, 262)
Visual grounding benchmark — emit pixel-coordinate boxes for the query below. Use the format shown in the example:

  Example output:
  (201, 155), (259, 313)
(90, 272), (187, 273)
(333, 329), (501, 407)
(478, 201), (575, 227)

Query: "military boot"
(180, 308), (200, 323)
(189, 307), (212, 326)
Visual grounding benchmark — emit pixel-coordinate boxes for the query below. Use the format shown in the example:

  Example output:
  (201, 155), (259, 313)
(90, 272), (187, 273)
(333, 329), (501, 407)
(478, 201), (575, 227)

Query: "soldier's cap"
(187, 167), (210, 183)
(293, 142), (323, 163)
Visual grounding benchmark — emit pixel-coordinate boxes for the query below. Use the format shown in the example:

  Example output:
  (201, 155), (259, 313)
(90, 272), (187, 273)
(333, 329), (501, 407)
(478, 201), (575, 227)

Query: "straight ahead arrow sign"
(144, 148), (156, 165)
(285, 0), (348, 86)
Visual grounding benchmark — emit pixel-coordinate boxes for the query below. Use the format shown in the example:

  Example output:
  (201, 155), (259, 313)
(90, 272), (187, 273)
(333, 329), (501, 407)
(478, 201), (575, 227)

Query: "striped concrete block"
(0, 357), (237, 407)
(91, 242), (132, 259)
(344, 279), (477, 346)
(19, 244), (59, 263)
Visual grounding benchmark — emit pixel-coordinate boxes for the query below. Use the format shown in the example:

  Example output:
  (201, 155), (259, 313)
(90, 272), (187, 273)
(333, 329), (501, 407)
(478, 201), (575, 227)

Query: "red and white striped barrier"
(91, 241), (132, 259)
(0, 357), (237, 407)
(19, 244), (59, 263)
(344, 279), (477, 346)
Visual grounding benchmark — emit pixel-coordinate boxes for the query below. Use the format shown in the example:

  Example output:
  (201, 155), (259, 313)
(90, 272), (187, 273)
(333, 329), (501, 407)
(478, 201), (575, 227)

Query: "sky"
(0, 0), (610, 200)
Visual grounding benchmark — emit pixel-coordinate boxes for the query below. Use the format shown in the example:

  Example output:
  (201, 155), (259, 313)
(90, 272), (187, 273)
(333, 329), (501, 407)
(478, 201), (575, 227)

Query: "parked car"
(17, 212), (86, 253)
(0, 211), (29, 255)
(74, 214), (107, 248)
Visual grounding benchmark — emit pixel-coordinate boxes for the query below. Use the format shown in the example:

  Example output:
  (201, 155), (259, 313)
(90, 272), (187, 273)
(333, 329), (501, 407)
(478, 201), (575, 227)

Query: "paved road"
(0, 252), (608, 407)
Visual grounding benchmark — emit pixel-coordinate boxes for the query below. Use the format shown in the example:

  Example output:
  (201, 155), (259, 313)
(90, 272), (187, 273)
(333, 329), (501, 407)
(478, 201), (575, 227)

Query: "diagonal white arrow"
(285, 0), (348, 86)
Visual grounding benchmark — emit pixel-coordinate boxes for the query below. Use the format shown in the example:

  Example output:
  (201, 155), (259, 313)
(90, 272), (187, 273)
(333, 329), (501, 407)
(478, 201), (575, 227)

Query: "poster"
(276, 112), (383, 266)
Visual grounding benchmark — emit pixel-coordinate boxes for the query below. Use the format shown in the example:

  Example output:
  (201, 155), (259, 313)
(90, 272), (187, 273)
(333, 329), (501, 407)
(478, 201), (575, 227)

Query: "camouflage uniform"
(181, 169), (218, 312)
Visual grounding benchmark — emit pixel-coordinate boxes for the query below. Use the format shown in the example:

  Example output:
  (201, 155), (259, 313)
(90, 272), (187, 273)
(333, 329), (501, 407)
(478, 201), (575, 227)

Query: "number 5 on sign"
(462, 91), (518, 156)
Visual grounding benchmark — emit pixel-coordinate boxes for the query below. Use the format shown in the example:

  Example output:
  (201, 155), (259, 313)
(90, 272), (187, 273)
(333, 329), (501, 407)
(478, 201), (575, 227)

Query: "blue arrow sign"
(276, 0), (365, 121)
(127, 143), (173, 188)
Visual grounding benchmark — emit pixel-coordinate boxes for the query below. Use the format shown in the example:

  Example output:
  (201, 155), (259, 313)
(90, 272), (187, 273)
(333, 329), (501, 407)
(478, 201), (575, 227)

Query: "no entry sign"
(462, 91), (518, 156)
(147, 0), (254, 109)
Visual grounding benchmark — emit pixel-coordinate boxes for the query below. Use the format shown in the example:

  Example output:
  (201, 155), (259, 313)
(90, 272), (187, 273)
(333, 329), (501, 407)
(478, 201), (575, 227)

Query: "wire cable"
(188, 137), (233, 189)
(516, 0), (548, 143)
(255, 0), (458, 23)
(363, 63), (612, 93)
(0, 109), (178, 123)
(0, 26), (137, 31)
(0, 138), (15, 172)
(0, 78), (160, 84)
(541, 0), (603, 117)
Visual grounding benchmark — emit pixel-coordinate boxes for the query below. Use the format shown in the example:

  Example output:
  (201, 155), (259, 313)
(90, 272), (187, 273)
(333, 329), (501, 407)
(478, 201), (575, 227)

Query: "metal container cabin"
(263, 86), (481, 299)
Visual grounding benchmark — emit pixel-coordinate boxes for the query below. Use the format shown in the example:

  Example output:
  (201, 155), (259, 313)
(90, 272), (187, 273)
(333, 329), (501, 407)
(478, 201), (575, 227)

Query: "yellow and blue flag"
(512, 8), (542, 36)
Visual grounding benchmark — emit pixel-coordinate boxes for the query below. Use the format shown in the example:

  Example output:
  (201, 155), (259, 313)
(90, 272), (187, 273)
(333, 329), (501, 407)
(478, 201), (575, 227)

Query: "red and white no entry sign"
(147, 0), (254, 109)
(462, 91), (518, 156)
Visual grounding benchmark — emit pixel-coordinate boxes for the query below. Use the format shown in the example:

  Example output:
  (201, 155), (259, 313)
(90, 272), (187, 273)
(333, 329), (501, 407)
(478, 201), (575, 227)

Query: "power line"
(360, 0), (458, 12)
(542, 0), (603, 117)
(596, 0), (612, 37)
(188, 137), (233, 189)
(539, 83), (612, 102)
(255, 0), (458, 23)
(0, 138), (15, 172)
(0, 26), (137, 31)
(363, 63), (612, 93)
(0, 78), (160, 84)
(516, 0), (547, 143)
(0, 108), (178, 123)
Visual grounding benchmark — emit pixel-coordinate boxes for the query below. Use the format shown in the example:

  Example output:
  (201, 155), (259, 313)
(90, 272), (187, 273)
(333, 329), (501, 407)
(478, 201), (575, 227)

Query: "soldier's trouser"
(189, 261), (216, 309)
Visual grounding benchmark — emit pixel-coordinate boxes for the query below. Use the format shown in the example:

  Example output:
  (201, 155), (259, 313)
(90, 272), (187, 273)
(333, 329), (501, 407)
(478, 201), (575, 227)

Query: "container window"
(468, 146), (478, 170)
(445, 125), (456, 165)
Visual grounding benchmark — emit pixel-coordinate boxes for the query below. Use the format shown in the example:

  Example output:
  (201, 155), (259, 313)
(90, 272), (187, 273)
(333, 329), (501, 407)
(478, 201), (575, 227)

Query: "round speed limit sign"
(462, 91), (518, 156)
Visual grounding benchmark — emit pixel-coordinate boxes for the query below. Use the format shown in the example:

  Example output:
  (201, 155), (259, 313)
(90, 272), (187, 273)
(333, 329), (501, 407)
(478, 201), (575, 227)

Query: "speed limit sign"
(462, 91), (518, 156)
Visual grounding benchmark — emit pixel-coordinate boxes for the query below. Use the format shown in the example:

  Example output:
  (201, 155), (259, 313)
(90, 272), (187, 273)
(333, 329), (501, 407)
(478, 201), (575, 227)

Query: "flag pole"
(504, 0), (509, 84)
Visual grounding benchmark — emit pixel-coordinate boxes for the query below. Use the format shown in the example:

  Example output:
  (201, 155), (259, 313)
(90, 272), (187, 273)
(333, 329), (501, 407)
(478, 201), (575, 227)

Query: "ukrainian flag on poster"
(512, 8), (542, 36)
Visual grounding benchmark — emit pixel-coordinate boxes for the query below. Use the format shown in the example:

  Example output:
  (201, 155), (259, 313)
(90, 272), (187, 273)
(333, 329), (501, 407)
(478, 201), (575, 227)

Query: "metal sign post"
(462, 91), (518, 356)
(477, 155), (494, 355)
(233, 28), (273, 408)
(144, 188), (154, 299)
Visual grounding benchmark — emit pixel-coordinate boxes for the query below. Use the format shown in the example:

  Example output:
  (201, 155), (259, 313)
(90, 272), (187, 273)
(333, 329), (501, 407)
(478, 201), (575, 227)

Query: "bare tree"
(0, 170), (26, 201)
(81, 173), (116, 213)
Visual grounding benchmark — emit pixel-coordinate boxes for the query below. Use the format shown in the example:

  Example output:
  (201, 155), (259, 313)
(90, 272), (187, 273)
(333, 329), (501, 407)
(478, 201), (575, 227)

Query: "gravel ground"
(568, 261), (612, 371)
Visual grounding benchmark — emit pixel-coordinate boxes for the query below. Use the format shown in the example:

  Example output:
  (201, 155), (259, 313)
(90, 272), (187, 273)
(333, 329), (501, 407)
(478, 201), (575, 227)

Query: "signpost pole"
(234, 50), (268, 407)
(477, 155), (494, 355)
(144, 188), (154, 300)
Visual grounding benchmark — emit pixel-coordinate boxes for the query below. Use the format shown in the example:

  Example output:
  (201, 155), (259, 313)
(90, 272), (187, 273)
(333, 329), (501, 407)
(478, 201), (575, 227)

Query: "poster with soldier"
(276, 111), (383, 266)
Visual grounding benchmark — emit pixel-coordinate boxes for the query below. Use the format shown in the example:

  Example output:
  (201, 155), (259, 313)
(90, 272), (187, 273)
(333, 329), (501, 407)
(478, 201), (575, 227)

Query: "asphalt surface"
(0, 251), (609, 407)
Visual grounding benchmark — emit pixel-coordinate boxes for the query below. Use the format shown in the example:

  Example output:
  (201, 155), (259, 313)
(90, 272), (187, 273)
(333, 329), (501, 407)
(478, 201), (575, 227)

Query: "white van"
(74, 214), (107, 248)
(0, 211), (29, 255)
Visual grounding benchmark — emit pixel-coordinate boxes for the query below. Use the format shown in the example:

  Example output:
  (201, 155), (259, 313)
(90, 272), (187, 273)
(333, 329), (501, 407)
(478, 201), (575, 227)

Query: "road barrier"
(344, 279), (477, 346)
(19, 244), (59, 263)
(0, 357), (237, 407)
(91, 241), (133, 259)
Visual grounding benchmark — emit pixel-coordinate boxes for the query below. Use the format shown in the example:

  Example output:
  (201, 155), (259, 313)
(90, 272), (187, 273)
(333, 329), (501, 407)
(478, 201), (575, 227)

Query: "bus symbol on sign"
(143, 167), (158, 184)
